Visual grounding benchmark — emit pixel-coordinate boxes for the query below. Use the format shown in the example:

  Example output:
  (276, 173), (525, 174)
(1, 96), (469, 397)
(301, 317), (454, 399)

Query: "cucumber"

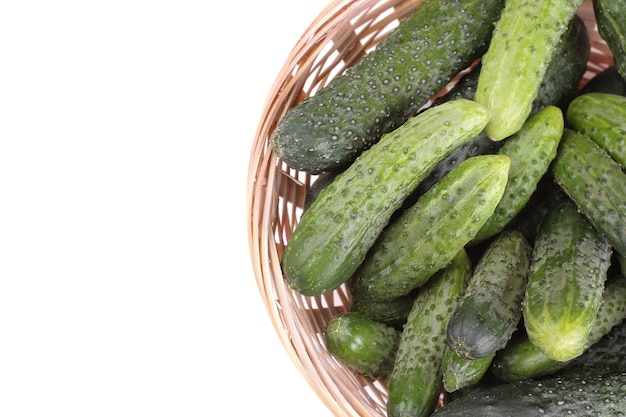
(474, 0), (585, 140)
(387, 250), (470, 417)
(471, 106), (563, 244)
(491, 275), (626, 383)
(282, 99), (490, 296)
(447, 230), (532, 359)
(350, 154), (510, 302)
(441, 348), (494, 393)
(270, 0), (505, 173)
(593, 0), (626, 81)
(350, 290), (416, 330)
(303, 172), (338, 212)
(324, 312), (400, 379)
(551, 128), (626, 257)
(522, 199), (613, 362)
(580, 66), (626, 96)
(430, 366), (626, 416)
(566, 92), (626, 168)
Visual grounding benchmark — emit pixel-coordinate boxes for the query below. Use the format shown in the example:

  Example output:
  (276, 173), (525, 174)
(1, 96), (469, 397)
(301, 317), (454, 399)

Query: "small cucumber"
(580, 66), (626, 96)
(441, 348), (494, 393)
(270, 0), (505, 173)
(387, 250), (470, 417)
(282, 99), (490, 296)
(474, 0), (585, 140)
(447, 230), (532, 359)
(522, 199), (613, 362)
(566, 92), (626, 168)
(324, 312), (400, 379)
(552, 128), (626, 257)
(593, 0), (626, 81)
(471, 105), (563, 244)
(350, 154), (510, 302)
(491, 275), (626, 383)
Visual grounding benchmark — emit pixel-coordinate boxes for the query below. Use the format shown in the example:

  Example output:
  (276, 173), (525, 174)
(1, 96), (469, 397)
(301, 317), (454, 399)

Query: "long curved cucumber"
(552, 128), (626, 257)
(282, 99), (490, 296)
(350, 154), (510, 302)
(270, 0), (505, 173)
(522, 199), (613, 362)
(387, 250), (470, 417)
(474, 0), (585, 140)
(593, 0), (626, 81)
(566, 92), (626, 168)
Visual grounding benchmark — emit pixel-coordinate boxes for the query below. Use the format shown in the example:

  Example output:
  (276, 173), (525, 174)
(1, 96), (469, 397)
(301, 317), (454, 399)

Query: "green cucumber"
(447, 230), (532, 359)
(270, 0), (505, 173)
(387, 250), (470, 417)
(566, 92), (626, 168)
(474, 0), (585, 140)
(593, 0), (626, 81)
(303, 172), (338, 212)
(324, 312), (400, 379)
(441, 348), (494, 393)
(350, 290), (416, 330)
(491, 275), (626, 383)
(471, 106), (563, 244)
(350, 154), (510, 302)
(282, 99), (490, 296)
(522, 199), (613, 362)
(552, 128), (626, 257)
(580, 66), (626, 96)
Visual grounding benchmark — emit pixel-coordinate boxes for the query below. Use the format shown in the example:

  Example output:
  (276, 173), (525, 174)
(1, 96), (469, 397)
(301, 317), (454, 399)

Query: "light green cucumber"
(441, 348), (494, 393)
(270, 0), (505, 173)
(447, 230), (532, 359)
(282, 99), (490, 296)
(387, 250), (470, 417)
(552, 128), (626, 257)
(474, 0), (585, 140)
(471, 106), (563, 244)
(566, 92), (626, 168)
(593, 0), (626, 81)
(522, 199), (613, 362)
(350, 154), (510, 302)
(324, 312), (400, 379)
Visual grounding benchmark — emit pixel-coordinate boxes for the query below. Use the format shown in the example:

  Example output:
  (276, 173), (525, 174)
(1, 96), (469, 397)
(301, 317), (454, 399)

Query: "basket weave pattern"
(247, 1), (613, 416)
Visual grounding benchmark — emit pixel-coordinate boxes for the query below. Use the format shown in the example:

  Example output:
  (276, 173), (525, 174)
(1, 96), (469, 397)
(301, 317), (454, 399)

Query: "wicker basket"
(247, 1), (614, 416)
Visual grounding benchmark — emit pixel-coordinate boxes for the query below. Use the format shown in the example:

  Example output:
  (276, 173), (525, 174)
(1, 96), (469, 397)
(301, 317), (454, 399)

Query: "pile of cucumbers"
(271, 0), (626, 415)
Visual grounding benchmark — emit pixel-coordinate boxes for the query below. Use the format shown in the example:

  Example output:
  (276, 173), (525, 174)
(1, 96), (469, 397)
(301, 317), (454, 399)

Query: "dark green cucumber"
(522, 199), (613, 362)
(441, 348), (494, 393)
(491, 275), (626, 383)
(593, 0), (626, 81)
(350, 154), (510, 302)
(270, 0), (505, 173)
(474, 0), (585, 140)
(282, 99), (490, 296)
(552, 128), (626, 257)
(447, 230), (532, 359)
(387, 250), (470, 417)
(471, 106), (563, 244)
(566, 92), (626, 168)
(580, 66), (626, 96)
(430, 366), (626, 416)
(324, 312), (400, 379)
(303, 172), (338, 212)
(350, 290), (416, 330)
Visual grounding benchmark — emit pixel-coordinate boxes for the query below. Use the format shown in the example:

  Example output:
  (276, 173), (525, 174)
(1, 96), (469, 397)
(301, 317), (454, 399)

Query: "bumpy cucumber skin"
(324, 312), (400, 379)
(387, 250), (470, 417)
(441, 348), (494, 393)
(282, 99), (490, 297)
(492, 276), (626, 383)
(447, 230), (532, 359)
(431, 367), (626, 416)
(270, 0), (505, 173)
(580, 66), (626, 96)
(593, 0), (626, 81)
(474, 0), (585, 140)
(522, 199), (612, 362)
(566, 92), (626, 168)
(471, 106), (563, 244)
(552, 128), (626, 257)
(350, 290), (416, 330)
(350, 154), (510, 302)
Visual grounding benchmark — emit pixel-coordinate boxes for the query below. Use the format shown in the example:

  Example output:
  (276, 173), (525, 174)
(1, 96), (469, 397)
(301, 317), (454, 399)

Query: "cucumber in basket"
(441, 347), (494, 393)
(593, 0), (626, 81)
(350, 154), (510, 302)
(270, 0), (505, 173)
(522, 199), (613, 362)
(282, 99), (490, 297)
(474, 0), (585, 141)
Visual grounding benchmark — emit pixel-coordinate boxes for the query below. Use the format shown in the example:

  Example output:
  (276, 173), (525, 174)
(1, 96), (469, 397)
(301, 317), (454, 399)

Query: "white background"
(0, 1), (335, 416)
